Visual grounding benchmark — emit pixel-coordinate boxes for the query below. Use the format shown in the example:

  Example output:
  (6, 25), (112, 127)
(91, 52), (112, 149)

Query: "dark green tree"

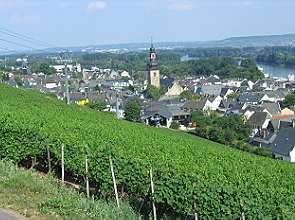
(170, 121), (180, 130)
(282, 92), (295, 108)
(146, 85), (161, 101)
(180, 90), (196, 100)
(124, 100), (141, 122)
(31, 63), (56, 75)
(89, 100), (107, 111)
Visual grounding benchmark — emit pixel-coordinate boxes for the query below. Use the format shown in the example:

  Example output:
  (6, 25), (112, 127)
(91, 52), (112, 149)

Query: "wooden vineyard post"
(150, 168), (157, 220)
(193, 198), (198, 220)
(61, 144), (65, 183)
(31, 156), (37, 169)
(240, 200), (245, 220)
(47, 145), (52, 173)
(84, 147), (90, 198)
(109, 156), (120, 208)
(193, 183), (198, 220)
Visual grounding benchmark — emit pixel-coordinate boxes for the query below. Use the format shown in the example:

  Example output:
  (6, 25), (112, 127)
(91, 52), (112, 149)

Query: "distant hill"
(2, 34), (295, 55)
(216, 34), (295, 47)
(72, 34), (295, 53)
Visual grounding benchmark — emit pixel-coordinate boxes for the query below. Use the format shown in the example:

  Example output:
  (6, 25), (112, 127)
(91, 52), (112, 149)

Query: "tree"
(89, 100), (107, 111)
(191, 111), (210, 128)
(40, 63), (56, 75)
(128, 84), (135, 93)
(227, 93), (239, 100)
(14, 76), (22, 86)
(93, 85), (101, 92)
(170, 121), (180, 130)
(146, 85), (161, 101)
(31, 63), (56, 75)
(282, 92), (295, 108)
(180, 90), (194, 100)
(0, 71), (4, 82)
(124, 100), (141, 122)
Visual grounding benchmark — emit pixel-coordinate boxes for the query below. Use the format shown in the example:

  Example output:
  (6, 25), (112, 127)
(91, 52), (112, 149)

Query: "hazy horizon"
(0, 0), (295, 49)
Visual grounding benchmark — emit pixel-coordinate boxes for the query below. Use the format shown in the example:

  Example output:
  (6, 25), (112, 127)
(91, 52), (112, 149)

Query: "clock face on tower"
(151, 52), (156, 60)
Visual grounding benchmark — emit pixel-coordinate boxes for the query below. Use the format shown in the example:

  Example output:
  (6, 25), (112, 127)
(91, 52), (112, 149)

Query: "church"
(148, 43), (160, 88)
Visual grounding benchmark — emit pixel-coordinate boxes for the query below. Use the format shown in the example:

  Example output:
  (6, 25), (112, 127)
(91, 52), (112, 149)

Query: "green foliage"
(89, 100), (107, 111)
(124, 100), (140, 122)
(226, 92), (239, 100)
(192, 111), (251, 145)
(93, 85), (101, 92)
(79, 50), (263, 80)
(257, 46), (295, 67)
(146, 85), (161, 101)
(180, 90), (199, 101)
(31, 63), (56, 75)
(128, 84), (135, 92)
(282, 91), (295, 108)
(170, 121), (180, 130)
(0, 160), (138, 220)
(1, 84), (295, 219)
(14, 76), (23, 86)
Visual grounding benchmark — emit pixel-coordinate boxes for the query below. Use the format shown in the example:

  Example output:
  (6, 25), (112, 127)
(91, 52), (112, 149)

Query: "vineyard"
(1, 84), (295, 219)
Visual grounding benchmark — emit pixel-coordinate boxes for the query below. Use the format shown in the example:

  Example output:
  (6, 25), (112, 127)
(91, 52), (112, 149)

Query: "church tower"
(148, 42), (160, 88)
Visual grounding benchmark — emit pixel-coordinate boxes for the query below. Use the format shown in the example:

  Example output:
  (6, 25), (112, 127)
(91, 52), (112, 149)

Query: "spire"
(151, 36), (154, 48)
(150, 36), (155, 53)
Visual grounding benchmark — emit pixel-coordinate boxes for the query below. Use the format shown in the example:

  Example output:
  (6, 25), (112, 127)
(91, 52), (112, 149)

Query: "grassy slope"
(0, 160), (138, 220)
(2, 84), (295, 218)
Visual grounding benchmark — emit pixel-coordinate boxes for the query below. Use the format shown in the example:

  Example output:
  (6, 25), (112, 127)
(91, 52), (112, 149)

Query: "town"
(2, 0), (295, 218)
(2, 43), (295, 163)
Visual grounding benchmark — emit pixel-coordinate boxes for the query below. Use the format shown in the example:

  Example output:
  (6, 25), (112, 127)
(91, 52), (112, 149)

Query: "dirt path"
(0, 209), (24, 220)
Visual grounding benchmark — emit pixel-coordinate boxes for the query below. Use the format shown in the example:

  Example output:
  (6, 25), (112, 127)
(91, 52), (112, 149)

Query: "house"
(109, 70), (119, 79)
(238, 93), (261, 105)
(225, 103), (244, 115)
(205, 75), (221, 85)
(194, 84), (223, 96)
(254, 79), (276, 90)
(165, 81), (184, 97)
(69, 93), (90, 106)
(264, 128), (295, 162)
(182, 99), (210, 112)
(277, 108), (295, 117)
(207, 96), (223, 111)
(222, 79), (243, 88)
(142, 102), (190, 128)
(248, 112), (271, 138)
(261, 102), (281, 118)
(160, 77), (174, 88)
(218, 100), (237, 113)
(120, 70), (130, 78)
(220, 87), (235, 99)
(260, 90), (288, 103)
(101, 79), (133, 89)
(242, 105), (264, 120)
(247, 80), (255, 90)
(51, 64), (82, 73)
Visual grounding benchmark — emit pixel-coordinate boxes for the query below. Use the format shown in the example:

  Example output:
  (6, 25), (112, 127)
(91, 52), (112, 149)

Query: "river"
(257, 63), (295, 79)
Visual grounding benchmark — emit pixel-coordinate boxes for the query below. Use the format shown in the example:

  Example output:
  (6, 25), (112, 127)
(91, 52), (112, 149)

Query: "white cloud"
(166, 0), (194, 11)
(87, 0), (107, 12)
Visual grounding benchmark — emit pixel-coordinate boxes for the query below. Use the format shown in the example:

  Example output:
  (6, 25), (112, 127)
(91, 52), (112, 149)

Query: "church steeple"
(149, 38), (158, 69)
(148, 39), (160, 88)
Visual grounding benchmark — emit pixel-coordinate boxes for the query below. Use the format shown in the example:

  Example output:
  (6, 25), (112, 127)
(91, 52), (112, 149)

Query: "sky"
(0, 0), (295, 49)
